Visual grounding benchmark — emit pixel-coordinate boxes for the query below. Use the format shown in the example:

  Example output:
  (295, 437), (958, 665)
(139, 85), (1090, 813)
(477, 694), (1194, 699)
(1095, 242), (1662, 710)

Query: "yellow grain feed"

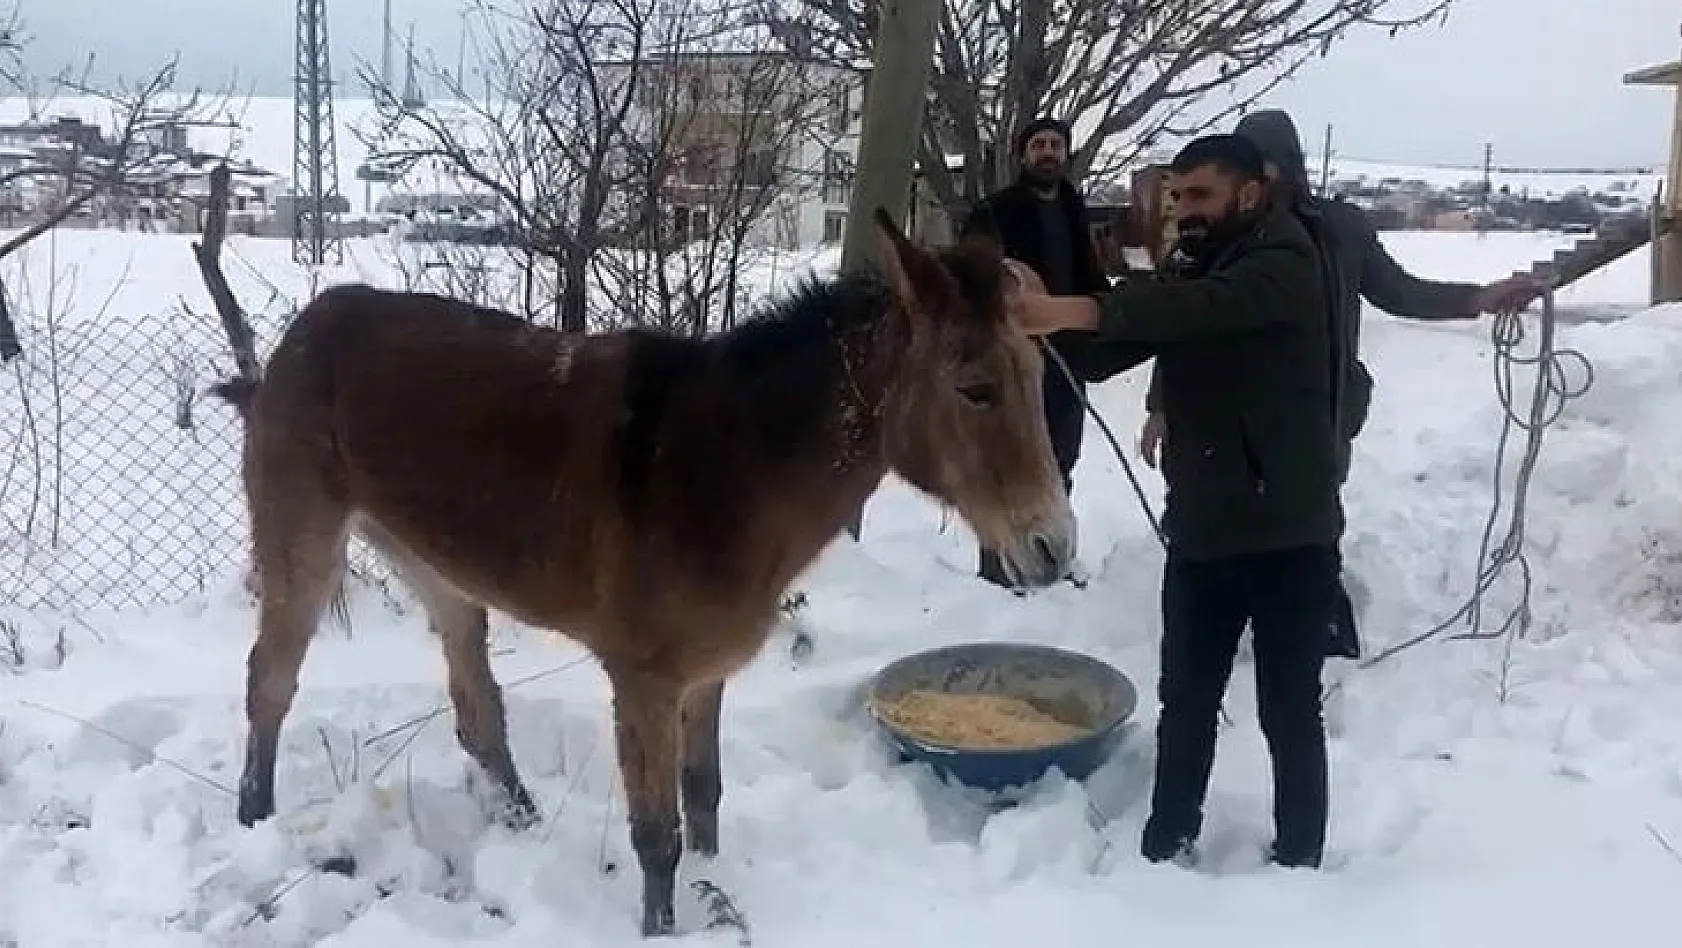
(875, 689), (1091, 749)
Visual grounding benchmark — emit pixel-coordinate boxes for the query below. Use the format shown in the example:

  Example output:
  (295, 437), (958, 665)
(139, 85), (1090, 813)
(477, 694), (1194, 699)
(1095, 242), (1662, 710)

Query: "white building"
(598, 47), (865, 250)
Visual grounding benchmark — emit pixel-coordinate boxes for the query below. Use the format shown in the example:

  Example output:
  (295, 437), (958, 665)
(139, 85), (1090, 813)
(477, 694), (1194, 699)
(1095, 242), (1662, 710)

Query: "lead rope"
(1035, 279), (1591, 727)
(1037, 339), (1167, 548)
(1358, 279), (1592, 670)
(1036, 338), (1237, 730)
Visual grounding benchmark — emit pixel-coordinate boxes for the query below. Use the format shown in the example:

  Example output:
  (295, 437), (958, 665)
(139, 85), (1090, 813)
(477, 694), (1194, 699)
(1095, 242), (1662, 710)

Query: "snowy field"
(2, 225), (1681, 947)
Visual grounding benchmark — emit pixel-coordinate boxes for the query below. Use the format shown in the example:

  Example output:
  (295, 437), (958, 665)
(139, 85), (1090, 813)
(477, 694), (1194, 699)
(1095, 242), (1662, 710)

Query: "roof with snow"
(1627, 60), (1682, 86)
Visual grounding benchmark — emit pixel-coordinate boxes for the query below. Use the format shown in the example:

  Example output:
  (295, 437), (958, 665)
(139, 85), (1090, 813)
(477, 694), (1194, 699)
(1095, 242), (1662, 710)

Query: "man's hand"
(1139, 410), (1166, 469)
(1002, 258), (1046, 296)
(1006, 286), (1103, 336)
(1472, 274), (1544, 314)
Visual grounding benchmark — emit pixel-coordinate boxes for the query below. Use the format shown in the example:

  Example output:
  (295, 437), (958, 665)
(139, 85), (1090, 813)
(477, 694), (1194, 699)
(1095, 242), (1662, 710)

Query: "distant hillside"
(0, 94), (1666, 216)
(1308, 155), (1661, 203)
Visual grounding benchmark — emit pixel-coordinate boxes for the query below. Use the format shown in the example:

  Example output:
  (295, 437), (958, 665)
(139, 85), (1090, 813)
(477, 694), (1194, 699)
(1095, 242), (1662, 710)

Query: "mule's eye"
(957, 380), (1001, 407)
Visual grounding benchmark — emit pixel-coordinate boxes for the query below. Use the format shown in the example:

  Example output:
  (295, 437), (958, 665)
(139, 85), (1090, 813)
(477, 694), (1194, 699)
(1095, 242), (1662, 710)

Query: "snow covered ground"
(2, 227), (1681, 947)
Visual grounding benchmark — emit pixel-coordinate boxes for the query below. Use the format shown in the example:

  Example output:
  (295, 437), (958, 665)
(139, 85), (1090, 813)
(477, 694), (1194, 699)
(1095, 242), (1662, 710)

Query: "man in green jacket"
(1013, 133), (1341, 869)
(1138, 109), (1540, 660)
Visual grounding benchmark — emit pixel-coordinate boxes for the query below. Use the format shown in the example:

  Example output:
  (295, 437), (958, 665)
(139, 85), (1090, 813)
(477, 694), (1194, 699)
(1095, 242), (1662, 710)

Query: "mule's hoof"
(499, 785), (541, 831)
(316, 854), (358, 876)
(684, 826), (719, 859)
(500, 804), (541, 831)
(640, 905), (676, 938)
(236, 790), (275, 828)
(789, 630), (815, 663)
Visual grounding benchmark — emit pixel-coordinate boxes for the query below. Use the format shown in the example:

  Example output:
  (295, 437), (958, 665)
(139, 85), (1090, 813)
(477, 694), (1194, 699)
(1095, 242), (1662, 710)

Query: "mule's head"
(871, 207), (1076, 588)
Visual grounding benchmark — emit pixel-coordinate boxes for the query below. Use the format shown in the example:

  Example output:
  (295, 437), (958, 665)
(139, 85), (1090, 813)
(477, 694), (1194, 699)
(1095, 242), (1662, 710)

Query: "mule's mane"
(714, 269), (895, 385)
(675, 269), (903, 461)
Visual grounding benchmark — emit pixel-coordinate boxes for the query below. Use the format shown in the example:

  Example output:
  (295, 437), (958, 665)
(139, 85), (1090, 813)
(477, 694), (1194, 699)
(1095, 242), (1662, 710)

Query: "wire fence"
(0, 304), (393, 614)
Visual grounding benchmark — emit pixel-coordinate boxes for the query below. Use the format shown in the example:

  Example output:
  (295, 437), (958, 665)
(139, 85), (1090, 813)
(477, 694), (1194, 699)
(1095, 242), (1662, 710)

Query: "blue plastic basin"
(866, 642), (1138, 793)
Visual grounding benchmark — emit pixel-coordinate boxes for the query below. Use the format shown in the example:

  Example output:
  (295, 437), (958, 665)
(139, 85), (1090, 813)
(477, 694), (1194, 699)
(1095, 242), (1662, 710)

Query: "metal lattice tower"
(293, 0), (344, 266)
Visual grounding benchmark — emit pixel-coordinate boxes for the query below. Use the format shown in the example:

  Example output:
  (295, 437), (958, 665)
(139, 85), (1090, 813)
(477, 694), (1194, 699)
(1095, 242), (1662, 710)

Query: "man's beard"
(1025, 158), (1063, 188)
(1176, 197), (1261, 261)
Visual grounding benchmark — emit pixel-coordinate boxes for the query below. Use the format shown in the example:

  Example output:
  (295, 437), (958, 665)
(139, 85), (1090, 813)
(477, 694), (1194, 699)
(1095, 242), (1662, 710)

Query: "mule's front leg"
(680, 681), (724, 857)
(610, 671), (684, 937)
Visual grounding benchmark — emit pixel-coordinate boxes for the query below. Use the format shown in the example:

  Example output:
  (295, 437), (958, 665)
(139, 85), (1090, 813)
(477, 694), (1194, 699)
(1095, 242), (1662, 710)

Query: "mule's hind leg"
(238, 518), (349, 827)
(680, 681), (724, 857)
(358, 520), (537, 828)
(607, 667), (685, 937)
(438, 599), (538, 828)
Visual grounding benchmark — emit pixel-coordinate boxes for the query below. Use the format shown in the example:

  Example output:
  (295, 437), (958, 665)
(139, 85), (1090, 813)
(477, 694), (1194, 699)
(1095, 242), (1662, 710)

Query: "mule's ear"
(956, 206), (1002, 258)
(872, 206), (942, 310)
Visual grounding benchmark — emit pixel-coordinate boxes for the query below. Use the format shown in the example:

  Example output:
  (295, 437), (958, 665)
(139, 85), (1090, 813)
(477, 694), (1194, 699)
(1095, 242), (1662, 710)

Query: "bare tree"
(785, 0), (1453, 224)
(0, 3), (22, 90)
(0, 8), (243, 361)
(356, 0), (840, 333)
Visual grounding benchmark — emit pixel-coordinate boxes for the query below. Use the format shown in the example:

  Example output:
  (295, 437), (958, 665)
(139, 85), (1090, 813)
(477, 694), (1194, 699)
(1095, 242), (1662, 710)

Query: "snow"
(3, 225), (1682, 947)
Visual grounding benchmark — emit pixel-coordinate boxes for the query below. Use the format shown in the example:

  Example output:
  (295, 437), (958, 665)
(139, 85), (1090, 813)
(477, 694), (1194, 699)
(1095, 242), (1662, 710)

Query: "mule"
(213, 208), (1075, 936)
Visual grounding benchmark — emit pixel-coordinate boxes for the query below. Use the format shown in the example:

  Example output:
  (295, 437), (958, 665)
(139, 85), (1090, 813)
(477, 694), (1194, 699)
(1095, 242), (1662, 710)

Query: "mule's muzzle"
(998, 506), (1078, 589)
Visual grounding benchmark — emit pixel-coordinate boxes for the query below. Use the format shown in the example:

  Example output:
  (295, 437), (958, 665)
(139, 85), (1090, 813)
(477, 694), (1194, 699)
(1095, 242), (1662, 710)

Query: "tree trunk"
(0, 277), (20, 363)
(837, 0), (944, 540)
(997, 0), (1052, 192)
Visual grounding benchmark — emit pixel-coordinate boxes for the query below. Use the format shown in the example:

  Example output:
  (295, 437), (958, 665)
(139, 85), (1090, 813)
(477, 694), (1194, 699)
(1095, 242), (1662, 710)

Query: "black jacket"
(1065, 205), (1344, 561)
(960, 176), (1112, 295)
(1308, 195), (1483, 444)
(1143, 193), (1483, 473)
(1224, 109), (1483, 456)
(961, 177), (1112, 366)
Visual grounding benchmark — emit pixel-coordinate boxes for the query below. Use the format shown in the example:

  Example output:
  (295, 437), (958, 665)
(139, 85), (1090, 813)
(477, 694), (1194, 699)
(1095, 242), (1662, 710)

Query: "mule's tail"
(208, 374), (354, 631)
(208, 376), (260, 422)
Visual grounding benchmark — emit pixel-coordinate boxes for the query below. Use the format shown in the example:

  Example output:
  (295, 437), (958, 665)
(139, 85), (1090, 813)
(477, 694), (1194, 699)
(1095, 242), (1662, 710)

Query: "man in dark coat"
(960, 116), (1112, 590)
(1010, 133), (1343, 870)
(1138, 109), (1539, 659)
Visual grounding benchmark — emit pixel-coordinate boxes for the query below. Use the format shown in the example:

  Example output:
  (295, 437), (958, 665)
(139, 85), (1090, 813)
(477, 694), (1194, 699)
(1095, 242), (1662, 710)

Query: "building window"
(740, 149), (777, 187)
(635, 66), (664, 109)
(671, 205), (712, 243)
(826, 79), (850, 134)
(682, 142), (723, 187)
(822, 209), (846, 244)
(821, 149), (853, 205)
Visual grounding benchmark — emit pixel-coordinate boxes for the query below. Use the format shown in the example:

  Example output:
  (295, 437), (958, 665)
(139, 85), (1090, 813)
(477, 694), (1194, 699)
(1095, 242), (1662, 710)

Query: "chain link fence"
(0, 303), (392, 614)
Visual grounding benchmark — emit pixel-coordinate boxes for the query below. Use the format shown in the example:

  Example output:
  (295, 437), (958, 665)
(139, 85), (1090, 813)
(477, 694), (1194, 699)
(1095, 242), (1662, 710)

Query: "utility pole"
(1480, 141), (1494, 209)
(1477, 141), (1494, 233)
(837, 0), (944, 541)
(292, 0), (345, 267)
(457, 10), (469, 90)
(1317, 123), (1334, 197)
(381, 0), (394, 89)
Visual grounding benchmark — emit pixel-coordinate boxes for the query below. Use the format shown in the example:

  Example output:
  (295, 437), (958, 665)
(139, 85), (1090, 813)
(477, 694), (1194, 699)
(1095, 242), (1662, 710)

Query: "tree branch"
(192, 163), (260, 380)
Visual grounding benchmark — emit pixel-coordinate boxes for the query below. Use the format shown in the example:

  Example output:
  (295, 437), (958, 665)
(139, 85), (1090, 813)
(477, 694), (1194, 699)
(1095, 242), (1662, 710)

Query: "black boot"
(1266, 841), (1323, 870)
(1141, 823), (1199, 866)
(1326, 577), (1360, 659)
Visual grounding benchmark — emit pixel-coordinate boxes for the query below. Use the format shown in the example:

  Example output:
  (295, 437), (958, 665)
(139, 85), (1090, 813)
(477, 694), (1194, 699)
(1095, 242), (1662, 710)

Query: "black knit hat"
(1233, 109), (1310, 192)
(1016, 117), (1071, 158)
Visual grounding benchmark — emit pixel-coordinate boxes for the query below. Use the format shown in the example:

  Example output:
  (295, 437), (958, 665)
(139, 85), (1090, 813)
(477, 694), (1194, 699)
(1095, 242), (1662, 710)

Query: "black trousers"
(1329, 558), (1360, 659)
(1329, 444), (1361, 659)
(978, 364), (1084, 586)
(1142, 543), (1339, 866)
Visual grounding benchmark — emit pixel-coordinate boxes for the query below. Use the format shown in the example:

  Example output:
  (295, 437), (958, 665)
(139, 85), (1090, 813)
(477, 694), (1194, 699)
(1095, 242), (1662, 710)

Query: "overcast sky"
(13, 0), (1678, 168)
